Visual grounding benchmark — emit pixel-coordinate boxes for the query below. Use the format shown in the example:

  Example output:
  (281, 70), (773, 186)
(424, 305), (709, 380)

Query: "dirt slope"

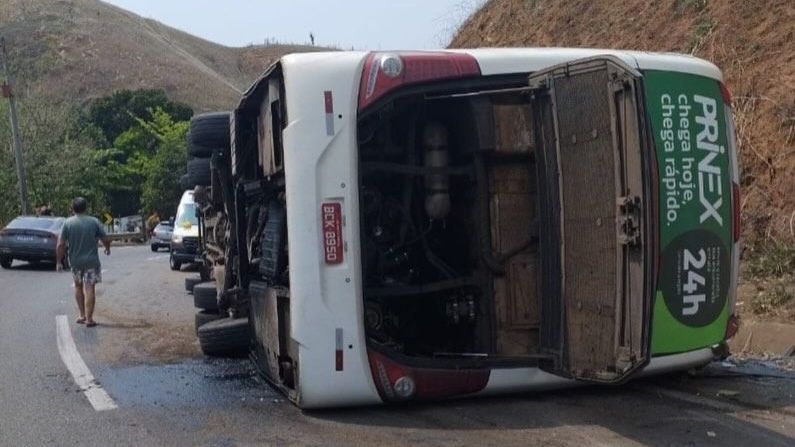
(0, 0), (323, 111)
(451, 0), (795, 247)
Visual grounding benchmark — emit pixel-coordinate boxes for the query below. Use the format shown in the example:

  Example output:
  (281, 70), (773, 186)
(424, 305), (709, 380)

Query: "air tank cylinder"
(423, 123), (451, 220)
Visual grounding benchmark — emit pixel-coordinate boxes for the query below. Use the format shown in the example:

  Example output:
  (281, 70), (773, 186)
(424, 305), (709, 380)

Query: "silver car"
(150, 221), (173, 252)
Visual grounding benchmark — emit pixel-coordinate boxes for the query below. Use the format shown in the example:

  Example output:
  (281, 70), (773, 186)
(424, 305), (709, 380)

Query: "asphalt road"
(0, 245), (793, 446)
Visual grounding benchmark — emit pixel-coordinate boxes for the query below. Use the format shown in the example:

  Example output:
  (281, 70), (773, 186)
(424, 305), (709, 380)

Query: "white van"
(169, 190), (200, 271)
(204, 48), (740, 408)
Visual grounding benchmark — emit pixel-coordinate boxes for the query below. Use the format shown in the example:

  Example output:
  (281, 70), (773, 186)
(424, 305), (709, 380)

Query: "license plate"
(321, 202), (343, 264)
(16, 236), (34, 242)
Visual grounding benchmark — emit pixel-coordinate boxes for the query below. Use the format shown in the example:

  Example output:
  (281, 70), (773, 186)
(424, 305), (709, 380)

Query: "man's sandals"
(76, 317), (97, 327)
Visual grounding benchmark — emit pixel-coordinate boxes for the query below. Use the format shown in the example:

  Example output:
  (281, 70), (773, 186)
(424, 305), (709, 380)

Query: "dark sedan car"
(0, 216), (66, 269)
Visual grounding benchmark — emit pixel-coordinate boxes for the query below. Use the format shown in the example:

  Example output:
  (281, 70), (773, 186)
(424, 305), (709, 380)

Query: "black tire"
(1, 257), (12, 269)
(184, 276), (203, 293)
(187, 157), (211, 186)
(180, 174), (191, 191)
(197, 317), (249, 357)
(188, 140), (223, 158)
(150, 244), (158, 252)
(193, 281), (218, 311)
(195, 310), (223, 335)
(170, 253), (181, 271)
(190, 112), (230, 148)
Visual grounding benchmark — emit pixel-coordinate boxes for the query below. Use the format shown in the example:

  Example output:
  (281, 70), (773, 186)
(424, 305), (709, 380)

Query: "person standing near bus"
(146, 211), (160, 238)
(56, 197), (111, 327)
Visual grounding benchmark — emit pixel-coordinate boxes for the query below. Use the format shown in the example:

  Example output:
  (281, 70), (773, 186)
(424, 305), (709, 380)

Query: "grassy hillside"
(0, 0), (323, 111)
(451, 0), (795, 248)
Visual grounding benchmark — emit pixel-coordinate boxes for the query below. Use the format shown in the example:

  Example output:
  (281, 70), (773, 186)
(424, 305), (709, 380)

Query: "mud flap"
(530, 56), (652, 383)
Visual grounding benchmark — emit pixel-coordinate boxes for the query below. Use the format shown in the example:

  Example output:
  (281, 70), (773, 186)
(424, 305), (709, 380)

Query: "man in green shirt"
(56, 197), (111, 327)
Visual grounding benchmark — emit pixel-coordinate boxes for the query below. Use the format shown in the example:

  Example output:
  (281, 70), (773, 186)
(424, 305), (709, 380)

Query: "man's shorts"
(72, 267), (102, 286)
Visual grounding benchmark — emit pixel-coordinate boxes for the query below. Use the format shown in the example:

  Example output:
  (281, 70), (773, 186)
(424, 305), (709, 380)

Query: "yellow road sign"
(103, 212), (113, 225)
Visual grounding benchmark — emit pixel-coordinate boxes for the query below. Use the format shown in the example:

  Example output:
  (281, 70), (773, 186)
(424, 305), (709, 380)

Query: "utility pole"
(0, 36), (29, 215)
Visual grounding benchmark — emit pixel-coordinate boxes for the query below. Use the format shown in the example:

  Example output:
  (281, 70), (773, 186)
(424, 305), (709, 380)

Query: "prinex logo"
(322, 203), (343, 264)
(694, 95), (724, 226)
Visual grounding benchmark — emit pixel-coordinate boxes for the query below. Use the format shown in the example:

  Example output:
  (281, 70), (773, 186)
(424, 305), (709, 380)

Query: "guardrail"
(106, 232), (146, 243)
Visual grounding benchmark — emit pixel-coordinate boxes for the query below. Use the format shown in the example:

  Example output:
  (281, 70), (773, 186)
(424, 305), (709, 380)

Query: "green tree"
(137, 108), (189, 218)
(0, 98), (107, 224)
(0, 115), (18, 225)
(0, 90), (191, 227)
(96, 103), (191, 217)
(87, 89), (192, 144)
(100, 126), (154, 216)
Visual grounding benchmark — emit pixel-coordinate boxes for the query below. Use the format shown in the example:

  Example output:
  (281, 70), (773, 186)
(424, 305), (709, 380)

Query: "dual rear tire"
(191, 281), (248, 357)
(184, 112), (230, 189)
(197, 317), (249, 357)
(194, 310), (223, 335)
(184, 276), (203, 293)
(193, 282), (218, 311)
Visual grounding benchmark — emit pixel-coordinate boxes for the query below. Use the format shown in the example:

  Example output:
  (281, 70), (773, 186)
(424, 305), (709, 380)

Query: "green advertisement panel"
(643, 71), (733, 354)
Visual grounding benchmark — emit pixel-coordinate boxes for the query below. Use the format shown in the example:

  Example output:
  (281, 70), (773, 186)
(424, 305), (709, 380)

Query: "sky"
(102, 0), (487, 50)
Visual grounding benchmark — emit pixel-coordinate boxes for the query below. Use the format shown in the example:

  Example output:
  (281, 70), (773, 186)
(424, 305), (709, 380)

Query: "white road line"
(146, 255), (168, 261)
(55, 315), (118, 411)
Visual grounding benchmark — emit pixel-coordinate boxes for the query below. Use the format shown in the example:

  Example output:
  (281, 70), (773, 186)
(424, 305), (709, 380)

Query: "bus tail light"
(719, 81), (732, 108)
(358, 51), (481, 110)
(725, 314), (739, 340)
(366, 349), (489, 402)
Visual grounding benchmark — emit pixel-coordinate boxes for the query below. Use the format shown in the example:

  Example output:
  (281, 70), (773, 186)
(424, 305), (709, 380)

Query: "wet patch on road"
(649, 360), (795, 417)
(99, 358), (280, 409)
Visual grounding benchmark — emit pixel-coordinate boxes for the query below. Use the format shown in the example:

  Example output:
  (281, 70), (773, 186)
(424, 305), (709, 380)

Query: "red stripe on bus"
(335, 350), (343, 371)
(324, 91), (333, 114)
